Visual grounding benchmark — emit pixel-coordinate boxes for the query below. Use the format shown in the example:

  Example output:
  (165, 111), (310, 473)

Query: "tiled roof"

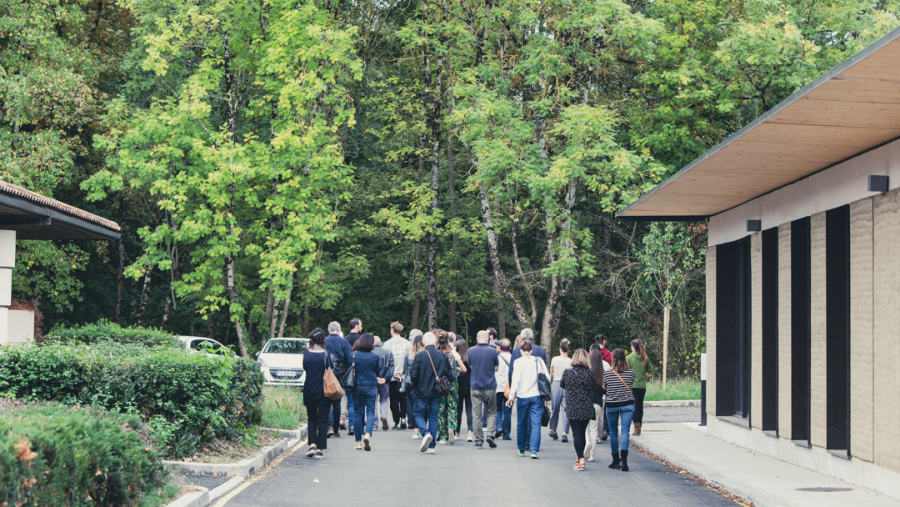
(0, 180), (121, 232)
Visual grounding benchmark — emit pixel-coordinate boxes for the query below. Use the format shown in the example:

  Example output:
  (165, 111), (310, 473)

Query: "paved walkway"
(217, 418), (738, 507)
(633, 423), (900, 507)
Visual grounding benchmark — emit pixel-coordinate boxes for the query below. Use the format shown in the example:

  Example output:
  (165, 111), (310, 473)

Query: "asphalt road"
(221, 409), (735, 507)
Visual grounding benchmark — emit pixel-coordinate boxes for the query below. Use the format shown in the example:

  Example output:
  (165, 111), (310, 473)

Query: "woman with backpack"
(507, 340), (550, 459)
(604, 348), (636, 471)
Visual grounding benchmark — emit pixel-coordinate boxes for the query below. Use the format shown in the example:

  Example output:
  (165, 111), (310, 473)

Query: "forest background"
(3, 0), (897, 372)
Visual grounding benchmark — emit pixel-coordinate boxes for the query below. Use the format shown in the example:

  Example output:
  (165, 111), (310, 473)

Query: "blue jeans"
(414, 395), (442, 448)
(516, 396), (543, 453)
(496, 392), (512, 437)
(606, 403), (635, 453)
(328, 393), (354, 429)
(353, 385), (377, 438)
(407, 393), (418, 429)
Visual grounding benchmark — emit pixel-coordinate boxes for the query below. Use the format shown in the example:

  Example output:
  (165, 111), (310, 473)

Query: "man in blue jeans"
(408, 332), (451, 454)
(495, 339), (513, 439)
(324, 321), (352, 436)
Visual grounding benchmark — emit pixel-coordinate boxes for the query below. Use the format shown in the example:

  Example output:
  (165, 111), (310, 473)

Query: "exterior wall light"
(747, 220), (762, 232)
(868, 175), (889, 192)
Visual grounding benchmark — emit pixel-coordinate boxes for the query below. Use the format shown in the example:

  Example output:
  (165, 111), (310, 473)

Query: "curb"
(208, 477), (244, 504)
(259, 425), (306, 440)
(643, 400), (700, 407)
(166, 487), (209, 507)
(632, 436), (792, 507)
(163, 426), (307, 478)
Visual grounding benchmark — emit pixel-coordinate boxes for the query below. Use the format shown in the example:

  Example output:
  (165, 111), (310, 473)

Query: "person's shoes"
(437, 439), (448, 445)
(503, 436), (512, 441)
(466, 431), (474, 442)
(327, 427), (334, 438)
(381, 417), (389, 431)
(574, 459), (585, 471)
(518, 451), (526, 457)
(487, 436), (497, 448)
(314, 451), (324, 459)
(340, 421), (347, 430)
(332, 430), (341, 438)
(354, 443), (363, 450)
(601, 430), (609, 441)
(561, 434), (568, 443)
(393, 424), (400, 430)
(633, 423), (642, 436)
(348, 428), (354, 436)
(425, 448), (435, 454)
(364, 434), (371, 451)
(305, 446), (317, 458)
(531, 452), (539, 459)
(401, 419), (408, 429)
(448, 431), (456, 445)
(412, 432), (422, 440)
(525, 445), (530, 451)
(609, 453), (620, 469)
(474, 442), (483, 449)
(587, 456), (594, 462)
(420, 434), (433, 452)
(549, 431), (558, 441)
(620, 450), (629, 471)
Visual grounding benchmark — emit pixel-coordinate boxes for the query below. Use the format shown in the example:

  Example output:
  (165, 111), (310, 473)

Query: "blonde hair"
(571, 348), (590, 368)
(409, 334), (425, 359)
(514, 335), (523, 349)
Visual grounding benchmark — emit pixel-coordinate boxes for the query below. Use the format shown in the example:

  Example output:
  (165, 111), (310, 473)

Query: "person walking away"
(596, 334), (612, 366)
(508, 328), (546, 447)
(342, 319), (363, 434)
(549, 339), (573, 442)
(627, 339), (650, 436)
(561, 349), (595, 471)
(302, 328), (331, 459)
(404, 332), (425, 439)
(585, 348), (610, 462)
(495, 339), (513, 440)
(507, 340), (549, 459)
(604, 348), (636, 471)
(455, 337), (474, 441)
(409, 332), (452, 453)
(469, 330), (499, 449)
(373, 336), (395, 431)
(591, 343), (611, 442)
(351, 333), (382, 451)
(324, 321), (352, 437)
(436, 330), (465, 444)
(384, 322), (412, 429)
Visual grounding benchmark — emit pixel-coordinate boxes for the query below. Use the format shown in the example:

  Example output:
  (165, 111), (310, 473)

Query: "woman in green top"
(626, 339), (650, 436)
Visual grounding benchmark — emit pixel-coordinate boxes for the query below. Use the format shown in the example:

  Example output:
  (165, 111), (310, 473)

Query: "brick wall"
(778, 223), (792, 438)
(751, 232), (763, 429)
(809, 212), (828, 448)
(850, 197), (874, 462)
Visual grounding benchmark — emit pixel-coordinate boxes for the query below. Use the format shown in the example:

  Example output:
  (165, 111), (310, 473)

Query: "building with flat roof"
(0, 181), (119, 345)
(618, 24), (900, 498)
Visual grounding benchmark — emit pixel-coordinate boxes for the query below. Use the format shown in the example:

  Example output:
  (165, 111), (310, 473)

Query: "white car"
(256, 338), (309, 387)
(178, 336), (235, 357)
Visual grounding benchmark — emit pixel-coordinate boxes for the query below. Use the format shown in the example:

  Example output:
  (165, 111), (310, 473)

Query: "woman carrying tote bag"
(302, 328), (333, 459)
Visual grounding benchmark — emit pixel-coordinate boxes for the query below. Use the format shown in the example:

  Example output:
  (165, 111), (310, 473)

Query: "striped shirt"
(603, 369), (635, 407)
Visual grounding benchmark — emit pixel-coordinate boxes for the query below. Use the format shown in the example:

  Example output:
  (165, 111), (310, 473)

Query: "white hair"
(521, 328), (534, 341)
(409, 329), (423, 339)
(476, 330), (490, 343)
(328, 321), (341, 333)
(423, 332), (436, 346)
(374, 336), (382, 345)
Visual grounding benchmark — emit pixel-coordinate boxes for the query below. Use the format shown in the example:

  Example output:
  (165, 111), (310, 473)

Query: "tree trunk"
(302, 303), (309, 336)
(495, 278), (505, 339)
(160, 293), (171, 329)
(278, 285), (293, 338)
(268, 299), (280, 343)
(115, 239), (125, 324)
(208, 314), (215, 340)
(135, 265), (152, 327)
(509, 194), (537, 324)
(663, 305), (670, 390)
(411, 138), (425, 329)
(446, 59), (458, 335)
(422, 19), (442, 332)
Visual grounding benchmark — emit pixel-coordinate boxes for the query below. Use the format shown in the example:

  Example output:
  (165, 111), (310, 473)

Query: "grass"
(139, 481), (181, 507)
(260, 386), (307, 429)
(645, 377), (701, 401)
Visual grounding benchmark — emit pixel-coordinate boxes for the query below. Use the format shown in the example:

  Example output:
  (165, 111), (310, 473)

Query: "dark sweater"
(345, 332), (361, 349)
(409, 346), (452, 398)
(561, 366), (595, 421)
(302, 349), (331, 407)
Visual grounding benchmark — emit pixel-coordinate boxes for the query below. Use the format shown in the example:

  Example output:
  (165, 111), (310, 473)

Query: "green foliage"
(0, 342), (264, 458)
(0, 399), (166, 507)
(45, 319), (180, 348)
(645, 378), (701, 401)
(259, 386), (307, 430)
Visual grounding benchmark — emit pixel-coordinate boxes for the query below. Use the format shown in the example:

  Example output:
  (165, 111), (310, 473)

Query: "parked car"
(178, 336), (236, 357)
(256, 338), (309, 387)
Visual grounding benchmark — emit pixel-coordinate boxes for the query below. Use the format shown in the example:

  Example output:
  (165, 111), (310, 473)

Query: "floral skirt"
(438, 379), (459, 440)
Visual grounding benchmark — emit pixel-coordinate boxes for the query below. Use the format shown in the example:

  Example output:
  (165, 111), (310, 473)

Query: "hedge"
(44, 320), (180, 348)
(0, 399), (165, 507)
(0, 342), (264, 458)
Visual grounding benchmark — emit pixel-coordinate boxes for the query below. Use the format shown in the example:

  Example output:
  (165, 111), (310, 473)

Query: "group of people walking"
(299, 318), (651, 472)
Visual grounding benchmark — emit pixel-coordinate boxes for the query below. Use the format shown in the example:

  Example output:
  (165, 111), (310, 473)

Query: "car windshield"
(262, 340), (307, 354)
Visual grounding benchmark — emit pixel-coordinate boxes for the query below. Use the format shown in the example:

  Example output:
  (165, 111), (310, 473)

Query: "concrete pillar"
(873, 188), (900, 473)
(707, 245), (716, 418)
(778, 223), (792, 439)
(850, 197), (874, 462)
(750, 232), (763, 429)
(0, 230), (14, 346)
(809, 212), (827, 448)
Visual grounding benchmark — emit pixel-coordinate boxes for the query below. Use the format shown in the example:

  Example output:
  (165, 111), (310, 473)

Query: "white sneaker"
(412, 433), (422, 440)
(305, 446), (317, 458)
(420, 434), (433, 452)
(448, 431), (456, 445)
(426, 448), (435, 454)
(466, 431), (474, 442)
(437, 440), (448, 445)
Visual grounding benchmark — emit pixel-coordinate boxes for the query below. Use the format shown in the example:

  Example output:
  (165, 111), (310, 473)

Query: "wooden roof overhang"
(617, 25), (900, 222)
(0, 181), (120, 240)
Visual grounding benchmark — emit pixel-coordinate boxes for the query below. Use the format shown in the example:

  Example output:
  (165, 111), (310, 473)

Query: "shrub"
(0, 399), (166, 507)
(0, 342), (264, 458)
(259, 386), (307, 430)
(44, 320), (180, 348)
